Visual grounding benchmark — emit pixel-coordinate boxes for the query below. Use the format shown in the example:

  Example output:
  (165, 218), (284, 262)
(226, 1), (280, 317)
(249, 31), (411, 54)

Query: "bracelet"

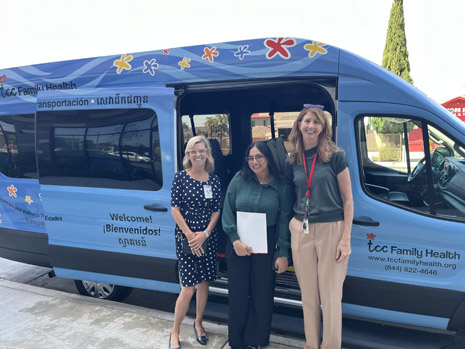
(203, 230), (210, 238)
(233, 240), (240, 247)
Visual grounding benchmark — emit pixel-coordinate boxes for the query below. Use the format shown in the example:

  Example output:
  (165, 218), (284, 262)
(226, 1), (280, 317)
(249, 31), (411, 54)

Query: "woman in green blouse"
(222, 141), (293, 349)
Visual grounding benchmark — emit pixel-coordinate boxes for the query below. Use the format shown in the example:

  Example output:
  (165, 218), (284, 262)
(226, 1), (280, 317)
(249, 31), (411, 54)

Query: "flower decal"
(113, 54), (133, 74)
(163, 49), (170, 55)
(0, 75), (6, 83)
(367, 233), (376, 240)
(234, 45), (251, 61)
(304, 41), (327, 58)
(202, 47), (219, 63)
(25, 196), (33, 205)
(7, 184), (17, 197)
(143, 58), (159, 76)
(178, 57), (191, 70)
(264, 38), (296, 59)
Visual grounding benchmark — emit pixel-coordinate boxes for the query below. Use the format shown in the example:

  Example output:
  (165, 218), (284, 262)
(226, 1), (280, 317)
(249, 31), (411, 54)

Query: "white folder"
(236, 211), (268, 254)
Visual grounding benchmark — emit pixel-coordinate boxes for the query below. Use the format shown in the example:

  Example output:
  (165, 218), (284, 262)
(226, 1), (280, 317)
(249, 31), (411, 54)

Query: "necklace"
(258, 175), (273, 185)
(186, 169), (209, 182)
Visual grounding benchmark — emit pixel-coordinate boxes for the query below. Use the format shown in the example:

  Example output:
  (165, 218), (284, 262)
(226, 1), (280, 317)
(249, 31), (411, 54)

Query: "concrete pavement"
(0, 278), (303, 348)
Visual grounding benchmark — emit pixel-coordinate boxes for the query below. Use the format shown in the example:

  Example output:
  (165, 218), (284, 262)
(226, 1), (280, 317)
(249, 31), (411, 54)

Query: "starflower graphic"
(234, 45), (251, 61)
(367, 233), (376, 240)
(202, 47), (219, 63)
(25, 196), (33, 205)
(143, 59), (159, 76)
(304, 41), (327, 58)
(178, 57), (191, 70)
(7, 184), (17, 197)
(163, 49), (170, 55)
(264, 38), (296, 59)
(113, 54), (133, 74)
(0, 74), (6, 83)
(0, 214), (2, 224)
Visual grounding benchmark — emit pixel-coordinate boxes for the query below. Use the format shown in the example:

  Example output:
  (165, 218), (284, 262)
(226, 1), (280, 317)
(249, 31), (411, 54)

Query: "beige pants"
(289, 218), (348, 349)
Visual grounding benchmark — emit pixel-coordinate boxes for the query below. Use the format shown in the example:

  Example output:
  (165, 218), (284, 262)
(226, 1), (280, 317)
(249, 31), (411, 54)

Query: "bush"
(379, 147), (400, 161)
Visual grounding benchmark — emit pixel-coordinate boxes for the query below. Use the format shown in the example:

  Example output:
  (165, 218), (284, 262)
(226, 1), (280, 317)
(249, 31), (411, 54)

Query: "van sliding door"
(36, 87), (179, 292)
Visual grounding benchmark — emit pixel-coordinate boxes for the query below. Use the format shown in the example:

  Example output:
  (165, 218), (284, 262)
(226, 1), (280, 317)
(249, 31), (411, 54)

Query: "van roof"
(0, 38), (339, 93)
(0, 36), (462, 130)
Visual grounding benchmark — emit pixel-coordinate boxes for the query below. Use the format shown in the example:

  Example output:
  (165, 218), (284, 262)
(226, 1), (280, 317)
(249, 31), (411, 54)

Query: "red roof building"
(442, 96), (465, 122)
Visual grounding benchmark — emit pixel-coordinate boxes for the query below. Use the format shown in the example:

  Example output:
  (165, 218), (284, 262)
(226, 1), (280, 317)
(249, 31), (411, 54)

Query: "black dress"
(171, 170), (221, 287)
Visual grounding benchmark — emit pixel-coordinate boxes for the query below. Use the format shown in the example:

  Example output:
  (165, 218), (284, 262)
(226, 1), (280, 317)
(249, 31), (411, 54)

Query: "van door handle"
(144, 204), (168, 212)
(353, 217), (380, 226)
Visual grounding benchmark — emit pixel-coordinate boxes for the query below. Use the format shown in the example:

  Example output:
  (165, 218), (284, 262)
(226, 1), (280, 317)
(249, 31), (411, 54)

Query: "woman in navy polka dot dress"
(169, 135), (221, 349)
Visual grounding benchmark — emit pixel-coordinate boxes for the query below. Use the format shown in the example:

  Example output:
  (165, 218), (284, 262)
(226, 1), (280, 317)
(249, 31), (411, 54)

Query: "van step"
(188, 297), (456, 348)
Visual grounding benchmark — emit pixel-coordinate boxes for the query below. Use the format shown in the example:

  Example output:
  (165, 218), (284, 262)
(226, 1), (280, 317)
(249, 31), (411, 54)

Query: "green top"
(221, 171), (294, 258)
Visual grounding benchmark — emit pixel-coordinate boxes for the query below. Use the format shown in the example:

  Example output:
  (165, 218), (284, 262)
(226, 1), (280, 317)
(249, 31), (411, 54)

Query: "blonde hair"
(183, 135), (215, 173)
(288, 107), (342, 164)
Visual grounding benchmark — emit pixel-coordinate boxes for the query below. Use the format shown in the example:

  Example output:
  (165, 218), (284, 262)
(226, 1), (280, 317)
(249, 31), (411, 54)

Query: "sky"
(2, 0), (465, 103)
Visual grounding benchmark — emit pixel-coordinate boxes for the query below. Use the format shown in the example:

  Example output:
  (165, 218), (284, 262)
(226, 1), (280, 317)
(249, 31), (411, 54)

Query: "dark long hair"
(240, 141), (281, 180)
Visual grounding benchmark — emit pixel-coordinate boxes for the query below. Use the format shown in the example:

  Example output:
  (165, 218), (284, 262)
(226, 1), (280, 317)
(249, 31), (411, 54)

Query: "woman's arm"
(221, 173), (241, 242)
(221, 173), (252, 256)
(277, 180), (293, 258)
(336, 167), (353, 263)
(171, 207), (195, 241)
(189, 211), (220, 247)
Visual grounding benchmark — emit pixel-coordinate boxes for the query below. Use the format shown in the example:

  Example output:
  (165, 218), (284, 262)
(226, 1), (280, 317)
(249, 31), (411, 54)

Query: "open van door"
(36, 87), (179, 296)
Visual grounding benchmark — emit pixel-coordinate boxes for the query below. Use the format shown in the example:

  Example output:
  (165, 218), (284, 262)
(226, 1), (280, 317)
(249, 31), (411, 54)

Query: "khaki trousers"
(289, 218), (348, 349)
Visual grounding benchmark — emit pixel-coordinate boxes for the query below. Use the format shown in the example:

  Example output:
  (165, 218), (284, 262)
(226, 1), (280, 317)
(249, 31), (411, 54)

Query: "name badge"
(203, 185), (213, 199)
(303, 218), (309, 234)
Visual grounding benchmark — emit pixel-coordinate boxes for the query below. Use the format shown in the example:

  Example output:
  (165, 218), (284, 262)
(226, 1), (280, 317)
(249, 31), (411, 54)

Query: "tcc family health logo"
(366, 233), (388, 253)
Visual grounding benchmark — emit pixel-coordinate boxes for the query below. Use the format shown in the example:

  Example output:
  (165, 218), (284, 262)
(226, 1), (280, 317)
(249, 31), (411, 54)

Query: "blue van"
(1, 37), (465, 333)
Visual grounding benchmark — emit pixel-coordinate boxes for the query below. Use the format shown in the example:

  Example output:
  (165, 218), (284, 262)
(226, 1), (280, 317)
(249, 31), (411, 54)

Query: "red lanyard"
(302, 151), (318, 199)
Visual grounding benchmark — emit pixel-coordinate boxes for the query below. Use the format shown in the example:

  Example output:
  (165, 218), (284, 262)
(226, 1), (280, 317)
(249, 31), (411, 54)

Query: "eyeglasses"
(189, 149), (207, 155)
(246, 154), (265, 162)
(304, 104), (324, 110)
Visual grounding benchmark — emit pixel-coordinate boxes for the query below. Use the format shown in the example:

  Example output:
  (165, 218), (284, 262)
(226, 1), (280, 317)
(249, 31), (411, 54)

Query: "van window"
(0, 114), (37, 179)
(36, 108), (162, 190)
(357, 115), (465, 220)
(181, 113), (230, 155)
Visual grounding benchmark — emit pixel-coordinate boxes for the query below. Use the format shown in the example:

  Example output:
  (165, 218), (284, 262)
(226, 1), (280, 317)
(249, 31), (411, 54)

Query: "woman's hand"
(233, 241), (253, 256)
(274, 257), (288, 274)
(188, 232), (207, 256)
(336, 237), (351, 263)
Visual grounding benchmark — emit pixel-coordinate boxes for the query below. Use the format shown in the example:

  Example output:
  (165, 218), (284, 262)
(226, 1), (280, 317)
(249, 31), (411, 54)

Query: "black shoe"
(193, 323), (208, 345)
(169, 333), (181, 349)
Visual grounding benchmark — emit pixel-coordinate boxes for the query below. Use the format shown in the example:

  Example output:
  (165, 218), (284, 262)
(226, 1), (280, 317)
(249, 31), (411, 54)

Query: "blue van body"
(1, 38), (465, 332)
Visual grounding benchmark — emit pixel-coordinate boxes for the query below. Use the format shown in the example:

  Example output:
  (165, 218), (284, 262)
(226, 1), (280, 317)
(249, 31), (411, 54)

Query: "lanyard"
(302, 150), (318, 199)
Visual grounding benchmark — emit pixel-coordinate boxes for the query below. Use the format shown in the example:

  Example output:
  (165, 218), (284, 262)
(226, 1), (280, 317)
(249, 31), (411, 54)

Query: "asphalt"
(0, 277), (304, 348)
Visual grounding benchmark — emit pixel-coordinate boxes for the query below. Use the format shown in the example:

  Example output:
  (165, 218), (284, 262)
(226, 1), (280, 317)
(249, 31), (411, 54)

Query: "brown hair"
(288, 107), (342, 164)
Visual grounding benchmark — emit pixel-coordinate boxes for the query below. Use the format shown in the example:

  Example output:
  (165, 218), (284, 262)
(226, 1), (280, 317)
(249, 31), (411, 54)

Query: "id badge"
(303, 198), (310, 234)
(303, 217), (309, 234)
(203, 185), (213, 199)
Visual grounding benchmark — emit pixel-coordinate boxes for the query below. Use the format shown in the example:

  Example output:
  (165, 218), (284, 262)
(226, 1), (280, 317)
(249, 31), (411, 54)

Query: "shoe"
(193, 323), (208, 345)
(169, 333), (181, 349)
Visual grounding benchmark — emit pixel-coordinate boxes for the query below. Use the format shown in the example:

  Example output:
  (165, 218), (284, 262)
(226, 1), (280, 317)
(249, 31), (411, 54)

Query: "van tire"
(74, 280), (133, 302)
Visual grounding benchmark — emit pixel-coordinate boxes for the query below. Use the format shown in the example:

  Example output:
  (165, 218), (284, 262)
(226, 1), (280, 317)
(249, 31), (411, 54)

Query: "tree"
(204, 114), (229, 142)
(375, 0), (414, 135)
(382, 0), (413, 85)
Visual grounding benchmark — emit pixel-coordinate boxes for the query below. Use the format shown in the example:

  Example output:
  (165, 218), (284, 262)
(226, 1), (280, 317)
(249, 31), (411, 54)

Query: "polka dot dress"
(171, 170), (221, 287)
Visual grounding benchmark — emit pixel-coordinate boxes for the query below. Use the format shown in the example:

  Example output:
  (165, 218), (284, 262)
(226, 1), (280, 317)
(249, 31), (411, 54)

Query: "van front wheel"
(74, 280), (133, 301)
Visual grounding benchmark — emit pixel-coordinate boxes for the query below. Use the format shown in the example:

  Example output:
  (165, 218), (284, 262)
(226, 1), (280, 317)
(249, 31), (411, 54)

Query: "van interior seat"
(208, 138), (230, 188)
(365, 183), (409, 203)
